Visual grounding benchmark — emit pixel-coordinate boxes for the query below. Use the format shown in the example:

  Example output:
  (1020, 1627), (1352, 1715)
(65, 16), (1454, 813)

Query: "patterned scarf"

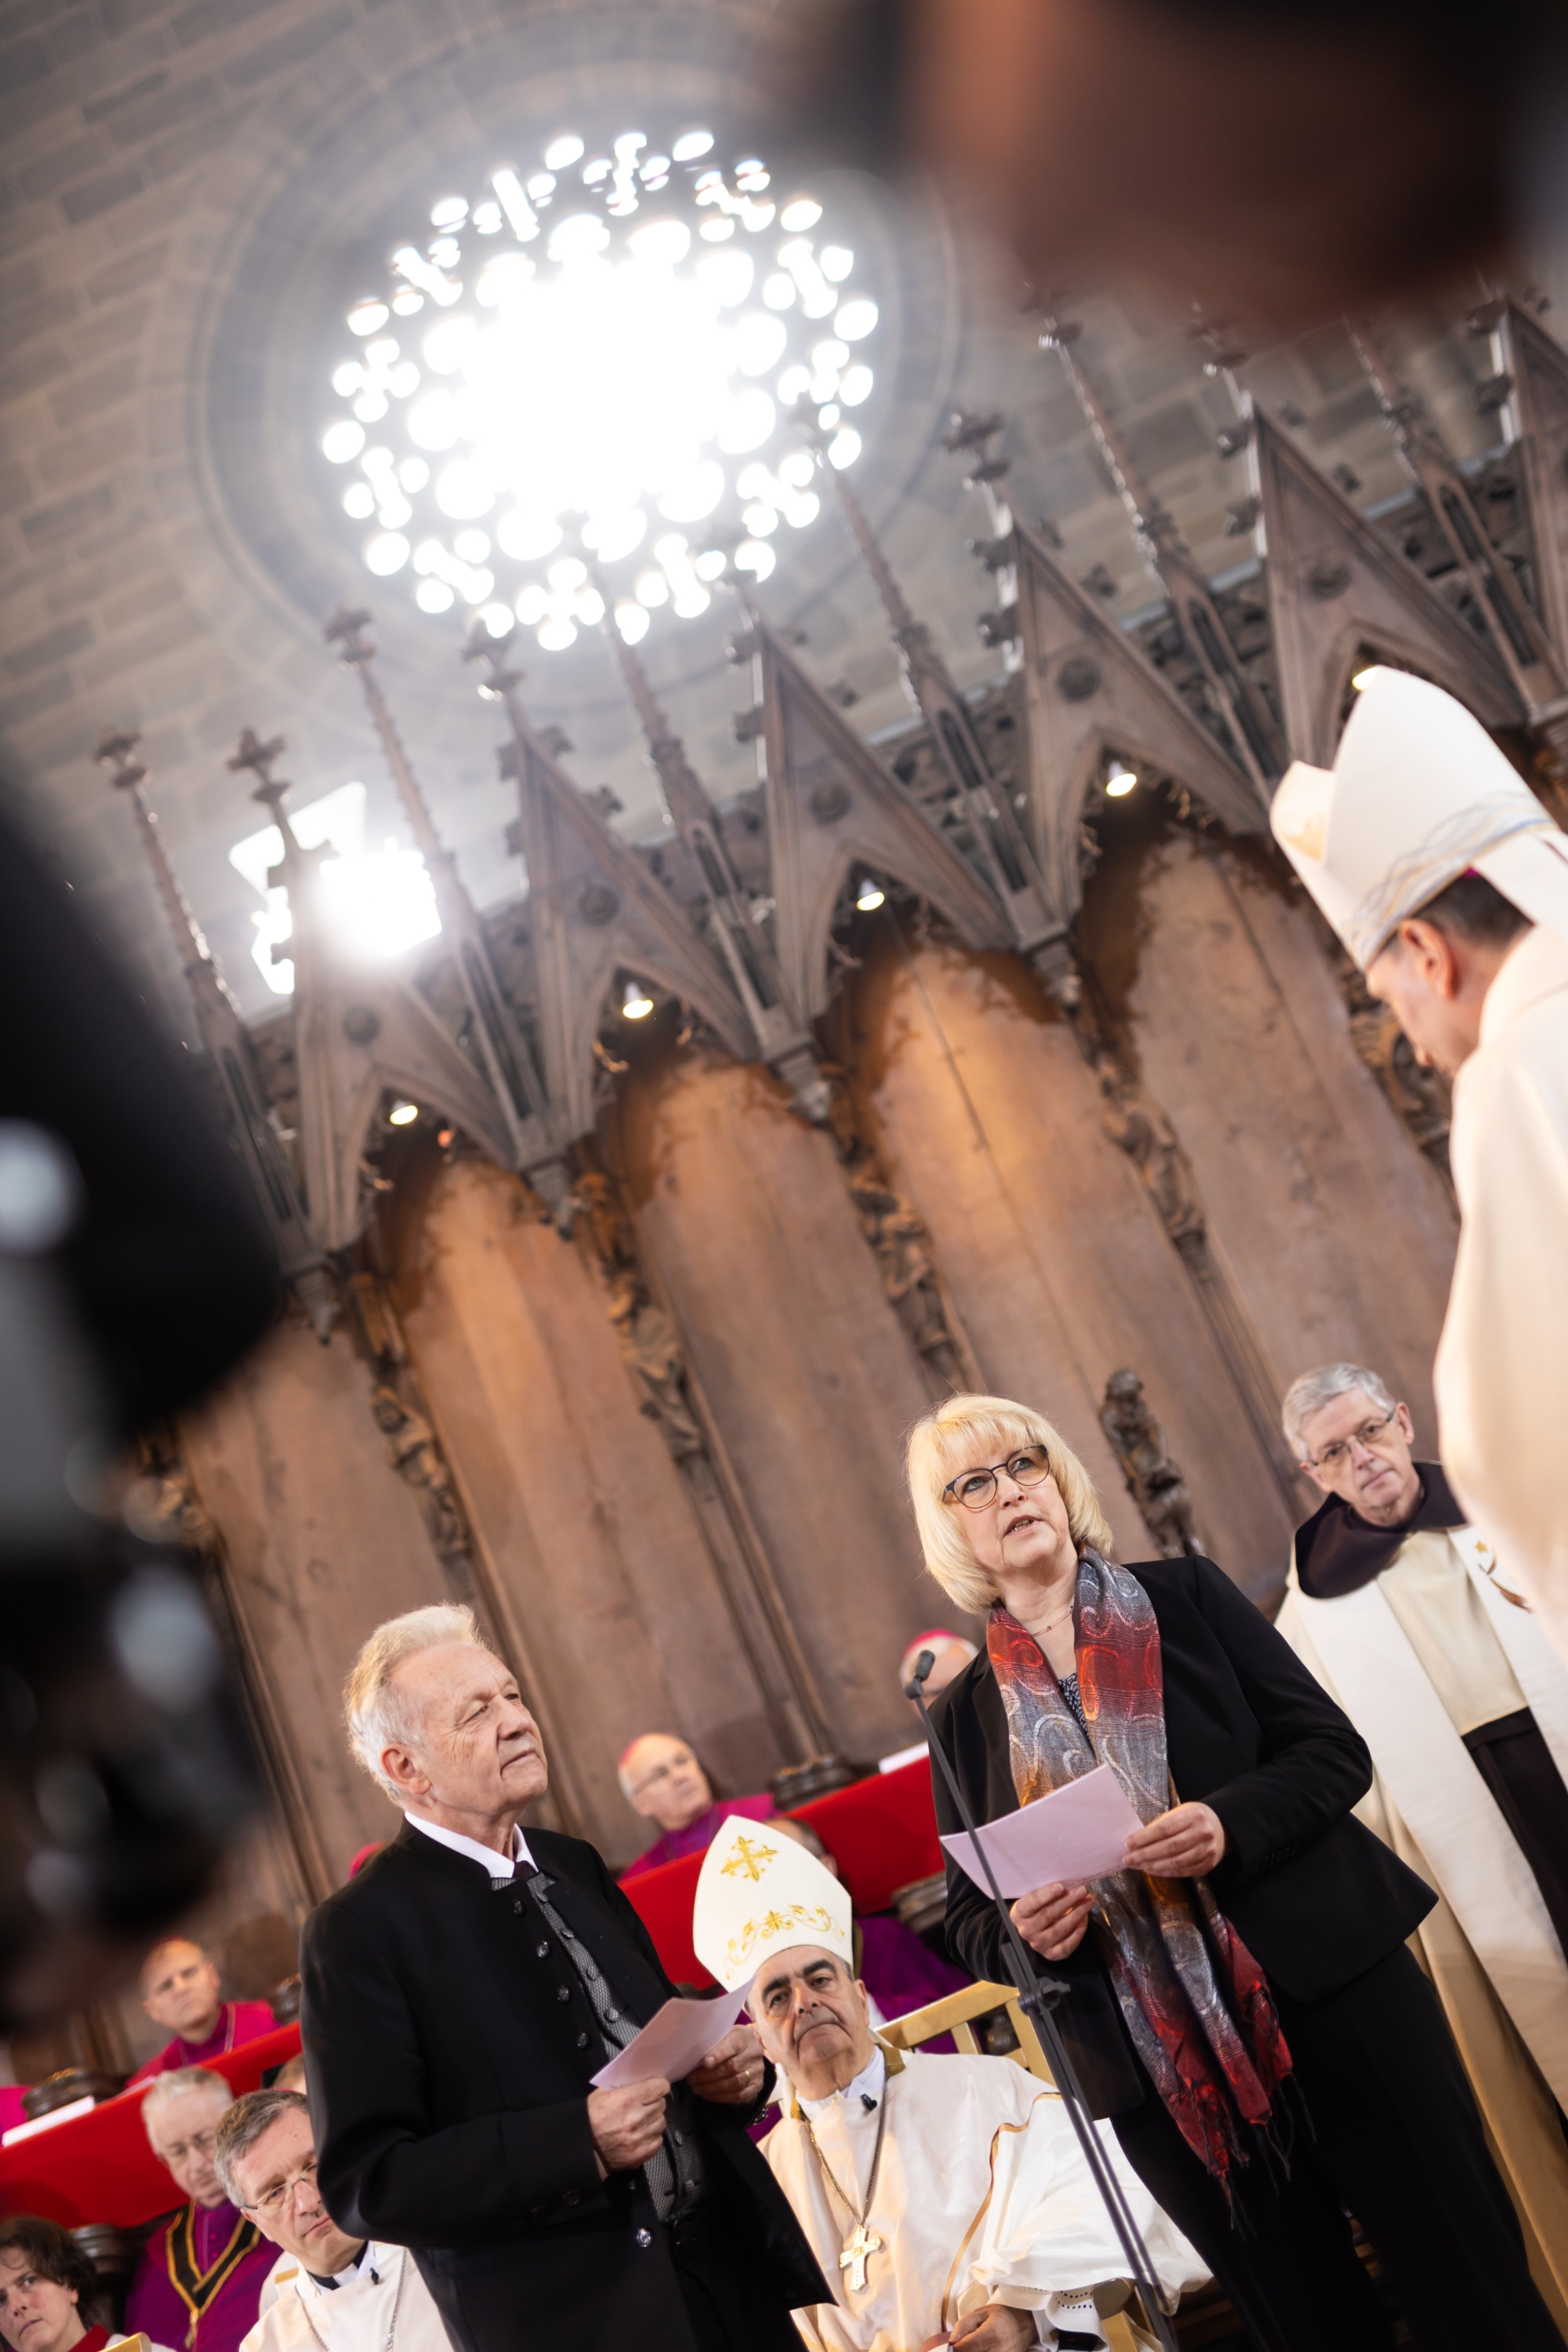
(988, 1549), (1293, 2189)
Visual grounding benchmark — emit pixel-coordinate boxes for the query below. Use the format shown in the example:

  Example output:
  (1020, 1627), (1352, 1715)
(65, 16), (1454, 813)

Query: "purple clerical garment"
(620, 1792), (777, 1878)
(125, 2201), (274, 2352)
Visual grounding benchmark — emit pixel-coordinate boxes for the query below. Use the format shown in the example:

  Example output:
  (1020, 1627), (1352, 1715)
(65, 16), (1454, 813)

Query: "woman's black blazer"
(930, 1555), (1435, 2111)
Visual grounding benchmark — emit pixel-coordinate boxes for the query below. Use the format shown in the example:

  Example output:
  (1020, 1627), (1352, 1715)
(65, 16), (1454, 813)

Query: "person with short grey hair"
(302, 1606), (827, 2352)
(1277, 1359), (1568, 2310)
(216, 2089), (451, 2352)
(127, 2069), (274, 2352)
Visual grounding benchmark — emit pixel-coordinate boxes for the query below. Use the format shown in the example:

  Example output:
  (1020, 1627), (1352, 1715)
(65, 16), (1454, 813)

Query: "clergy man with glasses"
(215, 2089), (450, 2352)
(1277, 1360), (1568, 2321)
(128, 2071), (275, 2352)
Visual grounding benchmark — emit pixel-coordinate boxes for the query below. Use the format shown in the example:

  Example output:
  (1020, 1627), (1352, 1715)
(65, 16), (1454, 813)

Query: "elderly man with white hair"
(125, 2069), (275, 2352)
(693, 1817), (1205, 2351)
(1271, 666), (1568, 1659)
(299, 1604), (827, 2352)
(1276, 1359), (1568, 2320)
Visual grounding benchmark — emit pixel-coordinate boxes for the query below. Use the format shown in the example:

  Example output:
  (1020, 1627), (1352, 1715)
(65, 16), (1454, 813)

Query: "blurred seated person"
(128, 2070), (276, 2352)
(899, 1630), (977, 1715)
(880, 1631), (982, 1770)
(618, 1733), (775, 1878)
(128, 1940), (276, 2085)
(215, 2089), (451, 2352)
(695, 1819), (1204, 2351)
(0, 2218), (170, 2352)
(768, 1818), (970, 2035)
(269, 2056), (307, 2096)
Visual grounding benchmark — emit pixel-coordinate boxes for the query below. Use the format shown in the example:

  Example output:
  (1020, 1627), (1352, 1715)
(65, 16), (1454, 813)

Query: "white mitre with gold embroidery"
(693, 1813), (851, 1991)
(1269, 666), (1568, 971)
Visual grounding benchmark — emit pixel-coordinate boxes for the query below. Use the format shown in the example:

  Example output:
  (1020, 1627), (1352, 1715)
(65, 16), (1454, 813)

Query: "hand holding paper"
(590, 1987), (747, 2090)
(940, 1762), (1143, 1898)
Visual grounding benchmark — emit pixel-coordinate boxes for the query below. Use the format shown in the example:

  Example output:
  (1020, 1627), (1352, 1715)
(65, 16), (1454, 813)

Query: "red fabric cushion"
(0, 2024), (301, 2229)
(619, 1757), (942, 1986)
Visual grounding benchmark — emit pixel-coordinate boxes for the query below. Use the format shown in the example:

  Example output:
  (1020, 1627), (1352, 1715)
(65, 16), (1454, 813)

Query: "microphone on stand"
(906, 1648), (1180, 2352)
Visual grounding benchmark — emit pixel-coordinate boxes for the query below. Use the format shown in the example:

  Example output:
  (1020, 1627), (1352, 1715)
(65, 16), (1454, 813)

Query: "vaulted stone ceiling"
(4, 0), (1563, 1037)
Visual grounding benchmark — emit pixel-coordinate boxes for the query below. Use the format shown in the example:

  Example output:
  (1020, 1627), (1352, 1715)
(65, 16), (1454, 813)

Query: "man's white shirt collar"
(798, 2044), (887, 2119)
(404, 1813), (535, 1884)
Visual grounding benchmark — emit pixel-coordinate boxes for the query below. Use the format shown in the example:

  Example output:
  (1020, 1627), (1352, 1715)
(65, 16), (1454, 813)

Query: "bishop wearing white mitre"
(693, 1816), (1204, 2352)
(1271, 666), (1568, 1664)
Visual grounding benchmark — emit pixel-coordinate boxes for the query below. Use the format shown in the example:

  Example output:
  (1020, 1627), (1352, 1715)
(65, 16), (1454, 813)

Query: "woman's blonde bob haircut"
(907, 1394), (1114, 1616)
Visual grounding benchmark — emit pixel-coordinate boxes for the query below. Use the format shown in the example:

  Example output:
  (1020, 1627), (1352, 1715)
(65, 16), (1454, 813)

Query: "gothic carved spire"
(1039, 315), (1285, 798)
(1251, 407), (1519, 762)
(463, 629), (753, 1147)
(97, 725), (332, 1336)
(728, 604), (1007, 1023)
(325, 607), (574, 1225)
(227, 726), (514, 1252)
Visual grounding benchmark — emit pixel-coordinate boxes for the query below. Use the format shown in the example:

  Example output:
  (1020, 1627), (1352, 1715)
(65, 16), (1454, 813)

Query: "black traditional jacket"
(301, 1820), (827, 2349)
(931, 1555), (1436, 2111)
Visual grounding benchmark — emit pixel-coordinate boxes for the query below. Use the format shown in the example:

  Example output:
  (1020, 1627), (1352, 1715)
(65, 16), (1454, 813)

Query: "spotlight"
(622, 978), (655, 1019)
(389, 1101), (419, 1126)
(1105, 759), (1138, 798)
(855, 877), (885, 912)
(1351, 665), (1382, 691)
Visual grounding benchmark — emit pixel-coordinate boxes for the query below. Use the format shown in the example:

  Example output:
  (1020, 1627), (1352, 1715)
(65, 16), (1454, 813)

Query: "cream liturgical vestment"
(1279, 1528), (1568, 2325)
(242, 2245), (452, 2352)
(762, 2042), (1205, 2352)
(1269, 666), (1568, 1665)
(1436, 926), (1568, 1665)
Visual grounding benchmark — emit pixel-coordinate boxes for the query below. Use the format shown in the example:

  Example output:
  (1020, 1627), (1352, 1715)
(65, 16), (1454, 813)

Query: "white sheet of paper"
(590, 1987), (747, 2089)
(940, 1762), (1143, 1897)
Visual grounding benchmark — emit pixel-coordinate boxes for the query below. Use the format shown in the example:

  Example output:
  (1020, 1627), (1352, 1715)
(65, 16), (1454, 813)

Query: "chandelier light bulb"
(855, 877), (885, 912)
(1105, 758), (1138, 797)
(622, 978), (655, 1019)
(321, 129), (880, 649)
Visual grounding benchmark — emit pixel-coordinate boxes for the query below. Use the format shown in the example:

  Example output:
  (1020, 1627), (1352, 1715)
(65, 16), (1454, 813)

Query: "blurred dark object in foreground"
(766, 0), (1566, 332)
(0, 803), (276, 2028)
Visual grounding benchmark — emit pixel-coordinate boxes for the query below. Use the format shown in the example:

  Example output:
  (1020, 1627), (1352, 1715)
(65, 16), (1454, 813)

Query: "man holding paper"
(299, 1605), (827, 2352)
(909, 1394), (1563, 2352)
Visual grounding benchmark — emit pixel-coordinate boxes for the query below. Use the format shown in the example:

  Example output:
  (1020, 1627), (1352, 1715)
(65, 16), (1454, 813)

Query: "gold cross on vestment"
(838, 2222), (882, 2293)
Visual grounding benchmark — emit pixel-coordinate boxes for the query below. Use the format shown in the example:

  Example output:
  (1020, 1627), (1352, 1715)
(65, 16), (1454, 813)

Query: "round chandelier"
(319, 129), (879, 652)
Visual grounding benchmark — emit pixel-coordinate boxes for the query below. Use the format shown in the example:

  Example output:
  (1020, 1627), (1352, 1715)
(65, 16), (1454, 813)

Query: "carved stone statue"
(845, 1166), (955, 1362)
(1099, 1368), (1206, 1559)
(1094, 1055), (1207, 1248)
(1339, 967), (1454, 1197)
(370, 1383), (466, 1555)
(604, 1275), (705, 1459)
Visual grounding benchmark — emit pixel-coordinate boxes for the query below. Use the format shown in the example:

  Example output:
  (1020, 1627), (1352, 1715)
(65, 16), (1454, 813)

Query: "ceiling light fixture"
(621, 978), (655, 1019)
(1105, 758), (1138, 797)
(1351, 664), (1382, 691)
(855, 877), (886, 911)
(388, 1101), (419, 1126)
(321, 128), (880, 648)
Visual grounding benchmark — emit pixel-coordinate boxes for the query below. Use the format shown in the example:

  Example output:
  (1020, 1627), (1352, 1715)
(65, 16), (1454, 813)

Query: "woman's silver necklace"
(296, 2247), (407, 2352)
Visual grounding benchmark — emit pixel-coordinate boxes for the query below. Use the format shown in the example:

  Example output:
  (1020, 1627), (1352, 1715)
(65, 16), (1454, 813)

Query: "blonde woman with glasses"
(907, 1394), (1563, 2352)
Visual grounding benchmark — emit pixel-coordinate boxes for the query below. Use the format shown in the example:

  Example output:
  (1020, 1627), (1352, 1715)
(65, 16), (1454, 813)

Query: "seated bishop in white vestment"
(694, 1816), (1206, 2352)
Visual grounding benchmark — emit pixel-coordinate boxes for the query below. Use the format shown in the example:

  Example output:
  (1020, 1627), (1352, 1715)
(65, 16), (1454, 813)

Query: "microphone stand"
(906, 1652), (1181, 2352)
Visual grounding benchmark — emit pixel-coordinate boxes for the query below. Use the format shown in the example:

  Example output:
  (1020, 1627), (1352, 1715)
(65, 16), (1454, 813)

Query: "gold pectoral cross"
(838, 2222), (882, 2294)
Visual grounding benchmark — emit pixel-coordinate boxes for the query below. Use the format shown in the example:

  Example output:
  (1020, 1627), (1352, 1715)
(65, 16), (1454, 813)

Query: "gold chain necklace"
(801, 2074), (891, 2296)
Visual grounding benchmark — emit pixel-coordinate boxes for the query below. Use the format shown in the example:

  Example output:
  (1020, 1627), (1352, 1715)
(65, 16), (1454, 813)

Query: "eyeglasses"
(942, 1446), (1053, 1513)
(629, 1751), (698, 1798)
(158, 2127), (220, 2166)
(1302, 1407), (1400, 1472)
(246, 2157), (319, 2217)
